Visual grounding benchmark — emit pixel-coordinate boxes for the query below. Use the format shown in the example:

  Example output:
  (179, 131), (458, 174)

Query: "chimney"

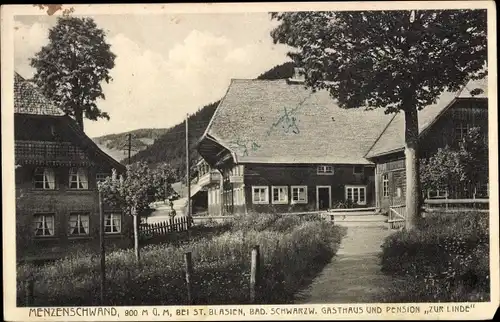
(287, 67), (306, 84)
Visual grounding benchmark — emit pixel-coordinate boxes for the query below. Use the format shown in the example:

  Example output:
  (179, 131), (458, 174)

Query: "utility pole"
(186, 114), (191, 218)
(127, 133), (132, 165)
(98, 190), (106, 305)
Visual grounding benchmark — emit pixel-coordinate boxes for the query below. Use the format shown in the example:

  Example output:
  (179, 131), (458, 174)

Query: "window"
(272, 186), (288, 204)
(345, 186), (366, 205)
(455, 122), (470, 142)
(33, 214), (55, 237)
(96, 173), (110, 183)
(33, 168), (56, 189)
(382, 174), (389, 197)
(353, 165), (364, 175)
(69, 168), (88, 189)
(252, 186), (269, 204)
(68, 213), (90, 236)
(104, 213), (121, 234)
(291, 186), (308, 204)
(317, 165), (334, 175)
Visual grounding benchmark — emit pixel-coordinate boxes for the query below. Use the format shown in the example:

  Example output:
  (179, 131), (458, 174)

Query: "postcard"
(1, 2), (498, 321)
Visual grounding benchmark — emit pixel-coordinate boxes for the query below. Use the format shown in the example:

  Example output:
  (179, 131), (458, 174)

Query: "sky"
(14, 13), (291, 137)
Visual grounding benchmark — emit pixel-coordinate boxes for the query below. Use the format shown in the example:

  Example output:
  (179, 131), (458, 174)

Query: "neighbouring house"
(197, 69), (489, 215)
(365, 77), (489, 210)
(13, 72), (131, 261)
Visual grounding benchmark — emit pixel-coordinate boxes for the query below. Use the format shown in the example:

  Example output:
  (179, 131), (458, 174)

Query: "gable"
(365, 77), (488, 159)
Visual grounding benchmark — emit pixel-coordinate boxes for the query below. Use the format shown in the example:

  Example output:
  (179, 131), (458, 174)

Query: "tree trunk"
(75, 109), (84, 131)
(404, 106), (421, 230)
(133, 214), (141, 262)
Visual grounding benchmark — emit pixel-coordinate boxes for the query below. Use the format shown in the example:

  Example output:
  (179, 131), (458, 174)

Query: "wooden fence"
(388, 204), (406, 230)
(423, 198), (489, 213)
(139, 216), (193, 240)
(20, 246), (263, 306)
(389, 198), (490, 229)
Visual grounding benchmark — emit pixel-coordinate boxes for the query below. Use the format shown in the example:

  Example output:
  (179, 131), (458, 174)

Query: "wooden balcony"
(197, 170), (221, 187)
(15, 140), (94, 166)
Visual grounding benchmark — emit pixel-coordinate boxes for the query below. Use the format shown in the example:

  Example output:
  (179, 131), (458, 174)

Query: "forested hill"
(128, 61), (296, 180)
(93, 128), (169, 162)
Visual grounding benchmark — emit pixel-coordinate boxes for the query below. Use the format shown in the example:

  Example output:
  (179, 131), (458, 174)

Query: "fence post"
(25, 278), (34, 306)
(250, 245), (260, 303)
(184, 252), (193, 304)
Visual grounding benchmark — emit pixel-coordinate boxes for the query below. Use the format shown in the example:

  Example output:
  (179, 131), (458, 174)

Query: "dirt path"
(295, 226), (393, 303)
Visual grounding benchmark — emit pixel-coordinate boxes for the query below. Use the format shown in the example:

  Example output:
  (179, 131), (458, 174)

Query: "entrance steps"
(326, 209), (388, 228)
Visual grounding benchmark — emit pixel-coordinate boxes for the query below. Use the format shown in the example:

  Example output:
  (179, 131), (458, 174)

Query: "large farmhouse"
(197, 69), (488, 216)
(14, 72), (131, 261)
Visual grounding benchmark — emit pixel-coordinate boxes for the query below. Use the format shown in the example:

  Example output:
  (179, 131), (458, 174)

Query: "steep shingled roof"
(365, 77), (488, 158)
(14, 72), (125, 171)
(14, 72), (65, 116)
(202, 79), (394, 165)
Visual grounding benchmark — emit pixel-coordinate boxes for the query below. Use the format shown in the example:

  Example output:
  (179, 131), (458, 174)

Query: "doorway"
(316, 186), (331, 210)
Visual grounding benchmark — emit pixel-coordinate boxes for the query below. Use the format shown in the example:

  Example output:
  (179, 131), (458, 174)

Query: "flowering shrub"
(17, 213), (345, 306)
(380, 211), (489, 302)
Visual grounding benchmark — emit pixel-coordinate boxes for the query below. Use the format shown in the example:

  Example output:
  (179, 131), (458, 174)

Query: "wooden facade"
(205, 161), (376, 216)
(15, 111), (131, 262)
(371, 100), (489, 210)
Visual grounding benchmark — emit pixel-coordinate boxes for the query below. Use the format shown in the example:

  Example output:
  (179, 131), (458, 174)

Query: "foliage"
(270, 10), (487, 112)
(93, 128), (169, 159)
(128, 61), (302, 181)
(379, 211), (489, 302)
(98, 161), (175, 216)
(256, 61), (296, 80)
(331, 199), (357, 209)
(17, 214), (345, 306)
(129, 101), (220, 181)
(459, 127), (489, 187)
(30, 16), (116, 130)
(420, 147), (464, 193)
(270, 10), (487, 227)
(420, 127), (488, 193)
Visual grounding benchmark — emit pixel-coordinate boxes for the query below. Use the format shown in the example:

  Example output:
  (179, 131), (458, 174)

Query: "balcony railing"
(197, 170), (221, 186)
(15, 140), (94, 166)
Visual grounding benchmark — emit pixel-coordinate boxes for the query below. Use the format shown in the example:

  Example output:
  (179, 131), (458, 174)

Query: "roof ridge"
(364, 112), (399, 158)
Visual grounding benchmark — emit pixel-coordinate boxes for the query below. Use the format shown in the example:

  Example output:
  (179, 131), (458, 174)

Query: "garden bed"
(379, 211), (489, 302)
(17, 212), (345, 306)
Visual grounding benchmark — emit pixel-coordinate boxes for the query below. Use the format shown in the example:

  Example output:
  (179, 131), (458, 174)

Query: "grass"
(379, 211), (489, 302)
(17, 212), (345, 306)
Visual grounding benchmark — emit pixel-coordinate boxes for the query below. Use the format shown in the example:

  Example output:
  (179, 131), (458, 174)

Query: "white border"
(1, 2), (498, 321)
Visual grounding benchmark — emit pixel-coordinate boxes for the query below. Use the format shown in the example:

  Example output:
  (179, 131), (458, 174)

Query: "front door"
(317, 186), (331, 210)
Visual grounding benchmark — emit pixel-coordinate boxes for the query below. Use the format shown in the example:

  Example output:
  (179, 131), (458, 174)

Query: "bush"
(17, 213), (345, 306)
(380, 211), (489, 302)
